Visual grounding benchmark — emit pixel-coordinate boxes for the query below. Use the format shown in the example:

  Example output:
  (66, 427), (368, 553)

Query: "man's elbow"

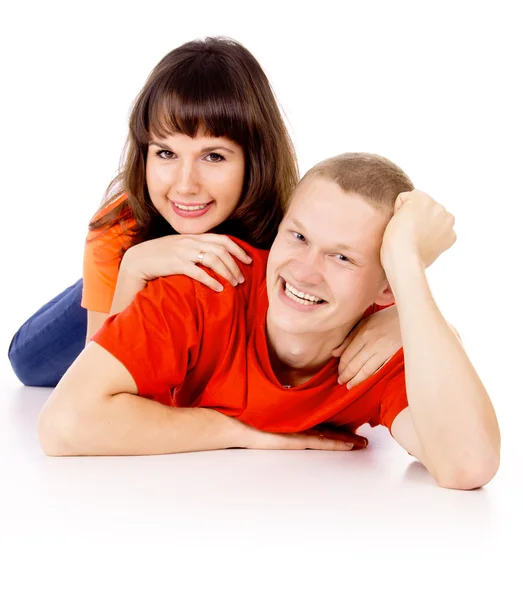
(434, 452), (500, 490)
(38, 391), (101, 457)
(38, 400), (78, 456)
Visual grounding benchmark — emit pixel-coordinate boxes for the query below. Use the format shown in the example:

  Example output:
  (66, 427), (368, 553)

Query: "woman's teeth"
(284, 282), (324, 305)
(174, 203), (210, 211)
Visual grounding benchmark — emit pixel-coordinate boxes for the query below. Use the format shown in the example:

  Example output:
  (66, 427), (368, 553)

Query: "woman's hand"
(332, 305), (402, 389)
(121, 233), (252, 292)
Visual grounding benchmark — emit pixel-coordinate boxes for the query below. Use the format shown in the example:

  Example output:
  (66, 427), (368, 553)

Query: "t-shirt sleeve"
(91, 276), (201, 398)
(81, 196), (133, 313)
(379, 356), (409, 432)
(81, 226), (125, 313)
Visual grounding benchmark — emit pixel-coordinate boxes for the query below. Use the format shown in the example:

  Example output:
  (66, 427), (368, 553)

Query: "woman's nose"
(173, 161), (200, 195)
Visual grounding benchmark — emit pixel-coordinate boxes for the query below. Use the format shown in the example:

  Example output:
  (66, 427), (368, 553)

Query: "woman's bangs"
(147, 84), (248, 144)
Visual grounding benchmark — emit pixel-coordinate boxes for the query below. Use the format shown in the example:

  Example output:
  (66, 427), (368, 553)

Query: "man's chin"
(267, 310), (319, 337)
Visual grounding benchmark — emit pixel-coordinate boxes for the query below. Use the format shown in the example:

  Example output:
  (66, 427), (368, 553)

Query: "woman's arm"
(110, 234), (253, 315)
(86, 310), (110, 343)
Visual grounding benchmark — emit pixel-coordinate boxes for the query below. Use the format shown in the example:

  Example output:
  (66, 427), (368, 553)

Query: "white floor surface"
(1, 352), (521, 599)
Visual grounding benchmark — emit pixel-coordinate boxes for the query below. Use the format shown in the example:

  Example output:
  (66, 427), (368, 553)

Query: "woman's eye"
(292, 232), (306, 242)
(205, 153), (225, 163)
(156, 150), (174, 160)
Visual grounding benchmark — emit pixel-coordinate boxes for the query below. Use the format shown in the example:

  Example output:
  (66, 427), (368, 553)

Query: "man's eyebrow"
(148, 140), (235, 154)
(289, 217), (365, 258)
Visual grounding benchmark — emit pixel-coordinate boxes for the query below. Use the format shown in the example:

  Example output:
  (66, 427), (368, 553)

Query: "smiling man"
(38, 153), (501, 490)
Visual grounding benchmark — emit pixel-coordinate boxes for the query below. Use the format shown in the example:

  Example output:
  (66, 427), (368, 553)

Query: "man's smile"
(278, 277), (327, 312)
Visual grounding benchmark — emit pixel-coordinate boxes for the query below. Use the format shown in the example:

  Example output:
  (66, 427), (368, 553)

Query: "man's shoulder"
(193, 239), (268, 302)
(147, 239), (267, 310)
(231, 238), (270, 271)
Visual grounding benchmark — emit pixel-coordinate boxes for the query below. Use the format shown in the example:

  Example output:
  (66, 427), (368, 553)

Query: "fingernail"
(216, 284), (224, 292)
(246, 256), (252, 262)
(346, 383), (352, 390)
(345, 443), (354, 449)
(337, 378), (343, 385)
(239, 276), (245, 283)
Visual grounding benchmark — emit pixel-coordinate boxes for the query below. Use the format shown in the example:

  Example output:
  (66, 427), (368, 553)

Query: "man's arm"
(38, 342), (355, 456)
(383, 193), (500, 490)
(38, 342), (248, 456)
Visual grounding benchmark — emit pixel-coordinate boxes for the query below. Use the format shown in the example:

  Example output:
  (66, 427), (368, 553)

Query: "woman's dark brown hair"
(90, 37), (299, 251)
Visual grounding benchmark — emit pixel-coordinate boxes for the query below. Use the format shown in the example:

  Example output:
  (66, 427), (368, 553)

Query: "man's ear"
(374, 280), (395, 306)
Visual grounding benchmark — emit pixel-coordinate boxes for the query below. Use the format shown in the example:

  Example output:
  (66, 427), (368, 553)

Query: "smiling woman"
(145, 133), (245, 234)
(8, 36), (298, 387)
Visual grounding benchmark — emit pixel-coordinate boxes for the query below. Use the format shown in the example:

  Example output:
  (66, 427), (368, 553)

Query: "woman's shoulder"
(87, 194), (135, 239)
(85, 194), (136, 263)
(89, 193), (133, 228)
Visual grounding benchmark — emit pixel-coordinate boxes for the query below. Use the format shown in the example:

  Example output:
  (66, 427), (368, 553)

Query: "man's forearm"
(40, 390), (246, 457)
(387, 253), (500, 478)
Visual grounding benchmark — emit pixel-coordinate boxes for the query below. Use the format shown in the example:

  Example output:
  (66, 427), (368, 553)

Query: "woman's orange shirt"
(81, 197), (134, 313)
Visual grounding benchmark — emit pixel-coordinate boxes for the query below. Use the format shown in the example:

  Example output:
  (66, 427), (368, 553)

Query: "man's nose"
(290, 254), (324, 286)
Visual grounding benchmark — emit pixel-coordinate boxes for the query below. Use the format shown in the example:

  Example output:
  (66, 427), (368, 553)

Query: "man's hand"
(240, 421), (368, 451)
(381, 190), (457, 275)
(332, 305), (401, 389)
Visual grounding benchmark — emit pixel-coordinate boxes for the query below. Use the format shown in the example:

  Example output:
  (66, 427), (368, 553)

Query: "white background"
(0, 0), (522, 597)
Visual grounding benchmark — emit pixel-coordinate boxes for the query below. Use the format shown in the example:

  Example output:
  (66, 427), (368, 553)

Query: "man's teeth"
(174, 203), (209, 211)
(284, 282), (324, 305)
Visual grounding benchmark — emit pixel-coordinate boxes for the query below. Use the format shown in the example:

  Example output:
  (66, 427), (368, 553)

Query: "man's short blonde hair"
(298, 152), (414, 213)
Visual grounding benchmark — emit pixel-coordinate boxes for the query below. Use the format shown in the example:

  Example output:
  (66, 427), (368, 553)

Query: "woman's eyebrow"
(148, 141), (171, 149)
(148, 141), (235, 154)
(200, 146), (235, 154)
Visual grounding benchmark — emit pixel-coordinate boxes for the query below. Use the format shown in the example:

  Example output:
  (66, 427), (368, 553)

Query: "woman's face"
(146, 131), (245, 234)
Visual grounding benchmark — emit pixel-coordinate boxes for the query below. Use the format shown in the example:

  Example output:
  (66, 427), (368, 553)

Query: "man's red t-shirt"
(92, 239), (408, 441)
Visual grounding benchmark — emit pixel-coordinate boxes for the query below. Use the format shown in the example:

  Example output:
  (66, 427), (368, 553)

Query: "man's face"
(266, 176), (393, 337)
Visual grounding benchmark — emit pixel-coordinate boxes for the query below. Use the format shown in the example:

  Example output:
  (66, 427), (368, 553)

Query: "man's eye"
(156, 150), (174, 159)
(205, 153), (225, 162)
(292, 232), (306, 242)
(335, 254), (351, 263)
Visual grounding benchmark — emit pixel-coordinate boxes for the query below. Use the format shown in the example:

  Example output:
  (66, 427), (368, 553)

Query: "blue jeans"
(8, 279), (87, 387)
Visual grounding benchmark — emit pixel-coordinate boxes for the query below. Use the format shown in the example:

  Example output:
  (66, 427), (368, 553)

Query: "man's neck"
(265, 321), (354, 387)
